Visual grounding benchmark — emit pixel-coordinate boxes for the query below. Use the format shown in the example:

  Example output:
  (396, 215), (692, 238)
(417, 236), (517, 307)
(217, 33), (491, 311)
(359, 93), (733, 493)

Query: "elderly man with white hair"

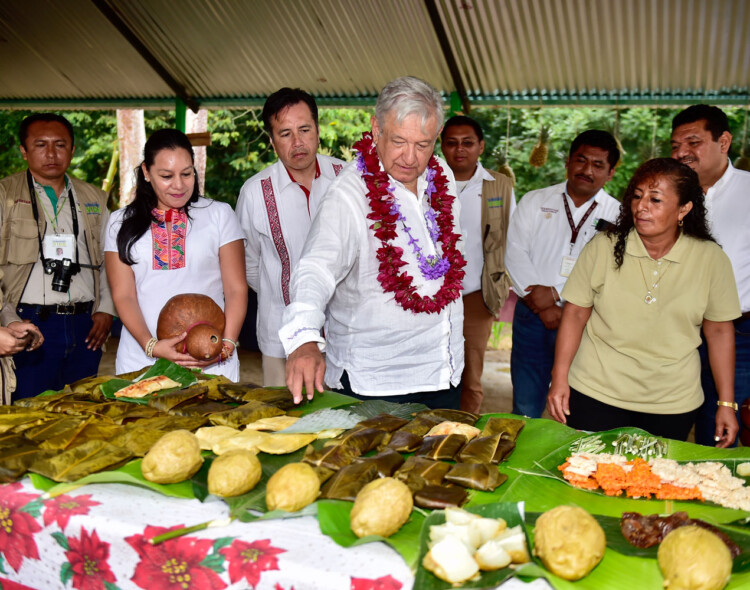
(279, 76), (466, 408)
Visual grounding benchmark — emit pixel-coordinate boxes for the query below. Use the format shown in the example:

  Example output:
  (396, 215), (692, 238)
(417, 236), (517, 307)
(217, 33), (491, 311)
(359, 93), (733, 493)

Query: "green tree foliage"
(0, 106), (745, 207)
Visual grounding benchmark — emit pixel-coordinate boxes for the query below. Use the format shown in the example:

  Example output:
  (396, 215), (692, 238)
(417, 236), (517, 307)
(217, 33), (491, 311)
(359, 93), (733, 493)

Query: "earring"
(678, 219), (684, 227)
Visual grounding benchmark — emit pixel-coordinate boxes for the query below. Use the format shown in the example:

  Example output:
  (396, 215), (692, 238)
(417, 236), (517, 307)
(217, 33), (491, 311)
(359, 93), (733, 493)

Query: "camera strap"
(26, 170), (96, 271)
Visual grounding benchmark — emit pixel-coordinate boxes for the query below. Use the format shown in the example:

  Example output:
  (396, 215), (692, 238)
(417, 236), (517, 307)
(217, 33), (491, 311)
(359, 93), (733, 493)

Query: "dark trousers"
(510, 300), (557, 418)
(332, 371), (462, 410)
(567, 387), (697, 441)
(12, 304), (101, 400)
(695, 316), (750, 447)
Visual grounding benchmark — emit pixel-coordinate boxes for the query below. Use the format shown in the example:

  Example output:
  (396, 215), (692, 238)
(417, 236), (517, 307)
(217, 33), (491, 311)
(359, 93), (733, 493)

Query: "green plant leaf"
(52, 531), (69, 550)
(60, 561), (72, 585)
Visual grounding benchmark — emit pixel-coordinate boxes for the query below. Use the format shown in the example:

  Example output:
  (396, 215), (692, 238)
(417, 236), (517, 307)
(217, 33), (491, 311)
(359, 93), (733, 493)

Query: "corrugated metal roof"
(1, 0), (748, 108)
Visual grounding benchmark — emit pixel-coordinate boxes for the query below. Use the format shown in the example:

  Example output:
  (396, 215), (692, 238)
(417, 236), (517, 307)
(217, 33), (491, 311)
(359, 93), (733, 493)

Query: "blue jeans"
(12, 305), (102, 400)
(695, 316), (750, 446)
(510, 301), (557, 418)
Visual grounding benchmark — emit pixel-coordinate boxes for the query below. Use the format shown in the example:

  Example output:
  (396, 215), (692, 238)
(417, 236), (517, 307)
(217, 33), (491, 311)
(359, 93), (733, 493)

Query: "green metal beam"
(175, 98), (187, 132)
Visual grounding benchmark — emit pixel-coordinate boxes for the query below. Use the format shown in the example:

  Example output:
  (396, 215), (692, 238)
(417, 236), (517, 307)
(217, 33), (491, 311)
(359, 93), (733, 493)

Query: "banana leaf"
(124, 415), (208, 432)
(354, 448), (405, 477)
(458, 434), (502, 464)
(395, 457), (451, 491)
(113, 404), (164, 423)
(217, 384), (296, 410)
(316, 499), (426, 569)
(324, 427), (386, 454)
(0, 443), (44, 482)
(0, 410), (56, 434)
(28, 440), (134, 482)
(169, 401), (235, 417)
(43, 400), (100, 415)
(482, 416), (526, 441)
(108, 426), (167, 456)
(414, 484), (469, 509)
(303, 440), (360, 471)
(412, 502), (526, 589)
(320, 461), (379, 501)
(71, 421), (125, 444)
(397, 414), (445, 436)
(100, 358), (198, 401)
(192, 375), (235, 401)
(29, 458), (197, 499)
(25, 416), (92, 450)
(68, 374), (110, 398)
(418, 409), (480, 426)
(355, 414), (410, 432)
(386, 430), (423, 452)
(208, 400), (285, 427)
(147, 384), (208, 411)
(415, 434), (468, 461)
(444, 462), (507, 492)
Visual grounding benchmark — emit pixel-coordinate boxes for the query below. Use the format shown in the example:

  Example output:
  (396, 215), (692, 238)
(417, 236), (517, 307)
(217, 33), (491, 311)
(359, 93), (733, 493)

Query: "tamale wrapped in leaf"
(482, 417), (525, 441)
(208, 400), (284, 428)
(355, 414), (409, 433)
(311, 465), (336, 485)
(191, 374), (236, 401)
(169, 401), (234, 417)
(71, 422), (124, 445)
(25, 416), (92, 450)
(458, 434), (502, 464)
(0, 433), (29, 449)
(397, 414), (444, 436)
(320, 461), (378, 501)
(109, 427), (167, 456)
(386, 430), (423, 453)
(417, 409), (480, 426)
(29, 440), (134, 482)
(0, 443), (43, 483)
(13, 391), (74, 409)
(217, 384), (295, 410)
(0, 410), (56, 434)
(354, 448), (405, 477)
(113, 404), (164, 424)
(129, 415), (208, 432)
(444, 462), (507, 491)
(427, 421), (481, 440)
(147, 384), (208, 411)
(395, 457), (450, 488)
(303, 442), (360, 471)
(44, 400), (101, 416)
(492, 438), (516, 464)
(414, 434), (468, 461)
(69, 375), (110, 398)
(324, 427), (385, 454)
(413, 484), (468, 509)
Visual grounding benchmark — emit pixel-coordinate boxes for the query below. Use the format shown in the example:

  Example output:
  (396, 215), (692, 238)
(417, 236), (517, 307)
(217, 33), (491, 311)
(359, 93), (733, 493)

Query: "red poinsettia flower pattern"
(65, 527), (116, 590)
(351, 575), (403, 590)
(219, 538), (285, 587)
(43, 494), (100, 531)
(125, 525), (226, 590)
(0, 482), (41, 571)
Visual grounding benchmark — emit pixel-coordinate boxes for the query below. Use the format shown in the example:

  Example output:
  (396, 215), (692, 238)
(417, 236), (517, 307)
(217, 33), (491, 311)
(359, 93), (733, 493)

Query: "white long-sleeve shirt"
(457, 162), (516, 294)
(704, 160), (750, 313)
(236, 155), (344, 357)
(279, 159), (465, 396)
(504, 181), (621, 298)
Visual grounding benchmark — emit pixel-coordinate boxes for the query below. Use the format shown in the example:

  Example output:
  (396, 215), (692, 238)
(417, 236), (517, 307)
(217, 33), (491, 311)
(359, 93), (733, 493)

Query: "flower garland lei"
(354, 131), (465, 314)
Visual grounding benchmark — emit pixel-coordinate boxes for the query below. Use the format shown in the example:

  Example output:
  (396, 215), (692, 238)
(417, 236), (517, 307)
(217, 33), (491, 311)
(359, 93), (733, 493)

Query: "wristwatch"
(717, 400), (739, 411)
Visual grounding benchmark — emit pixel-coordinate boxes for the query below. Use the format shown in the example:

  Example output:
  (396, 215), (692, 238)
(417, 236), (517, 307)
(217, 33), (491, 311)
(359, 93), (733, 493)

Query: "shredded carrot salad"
(559, 456), (703, 500)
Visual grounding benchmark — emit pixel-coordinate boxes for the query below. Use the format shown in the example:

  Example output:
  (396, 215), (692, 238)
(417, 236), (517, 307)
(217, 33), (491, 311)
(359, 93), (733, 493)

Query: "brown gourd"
(157, 293), (225, 360)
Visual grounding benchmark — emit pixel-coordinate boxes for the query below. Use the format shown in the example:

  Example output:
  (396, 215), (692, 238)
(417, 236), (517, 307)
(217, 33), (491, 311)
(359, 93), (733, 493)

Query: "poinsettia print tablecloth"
(0, 479), (549, 590)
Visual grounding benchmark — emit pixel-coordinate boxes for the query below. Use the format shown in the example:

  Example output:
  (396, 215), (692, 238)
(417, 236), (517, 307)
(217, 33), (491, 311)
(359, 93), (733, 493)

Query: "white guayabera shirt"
(279, 159), (465, 396)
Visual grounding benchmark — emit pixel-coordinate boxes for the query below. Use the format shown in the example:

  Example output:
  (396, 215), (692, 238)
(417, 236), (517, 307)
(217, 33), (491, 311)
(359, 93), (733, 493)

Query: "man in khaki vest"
(0, 114), (114, 400)
(441, 115), (515, 412)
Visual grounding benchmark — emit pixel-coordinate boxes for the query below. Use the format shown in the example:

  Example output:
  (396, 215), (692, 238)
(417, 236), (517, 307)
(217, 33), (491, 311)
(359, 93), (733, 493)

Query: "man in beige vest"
(0, 114), (114, 400)
(441, 115), (515, 412)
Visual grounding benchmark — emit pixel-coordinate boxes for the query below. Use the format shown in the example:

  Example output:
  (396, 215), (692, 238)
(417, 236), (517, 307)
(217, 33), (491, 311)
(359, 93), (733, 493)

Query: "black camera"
(44, 258), (80, 293)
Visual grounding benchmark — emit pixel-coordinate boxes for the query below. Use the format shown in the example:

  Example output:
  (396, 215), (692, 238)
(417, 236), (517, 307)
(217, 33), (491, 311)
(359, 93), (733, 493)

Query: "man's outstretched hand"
(286, 342), (325, 404)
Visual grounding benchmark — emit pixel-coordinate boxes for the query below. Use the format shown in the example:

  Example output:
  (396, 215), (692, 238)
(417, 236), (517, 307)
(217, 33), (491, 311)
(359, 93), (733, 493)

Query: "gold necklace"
(638, 259), (672, 304)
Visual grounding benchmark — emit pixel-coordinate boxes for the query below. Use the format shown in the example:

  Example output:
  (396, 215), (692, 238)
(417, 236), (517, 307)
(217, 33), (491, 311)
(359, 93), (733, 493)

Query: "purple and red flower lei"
(353, 132), (465, 314)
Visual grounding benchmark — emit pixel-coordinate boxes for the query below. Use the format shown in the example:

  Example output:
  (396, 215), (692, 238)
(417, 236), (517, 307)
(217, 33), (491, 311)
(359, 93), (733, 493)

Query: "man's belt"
(17, 301), (94, 318)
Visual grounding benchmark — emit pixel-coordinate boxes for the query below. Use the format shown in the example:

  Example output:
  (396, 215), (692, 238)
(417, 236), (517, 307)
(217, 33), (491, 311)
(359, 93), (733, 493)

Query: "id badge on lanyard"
(42, 234), (75, 260)
(560, 193), (597, 277)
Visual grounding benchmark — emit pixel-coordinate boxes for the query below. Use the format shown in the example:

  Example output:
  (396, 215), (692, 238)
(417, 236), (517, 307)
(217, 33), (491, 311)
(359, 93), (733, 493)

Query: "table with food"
(1, 361), (749, 590)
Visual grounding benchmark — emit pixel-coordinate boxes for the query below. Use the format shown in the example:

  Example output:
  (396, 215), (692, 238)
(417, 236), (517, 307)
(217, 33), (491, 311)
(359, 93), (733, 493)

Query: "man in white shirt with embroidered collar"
(671, 104), (750, 446)
(280, 76), (466, 408)
(505, 130), (621, 418)
(236, 88), (344, 386)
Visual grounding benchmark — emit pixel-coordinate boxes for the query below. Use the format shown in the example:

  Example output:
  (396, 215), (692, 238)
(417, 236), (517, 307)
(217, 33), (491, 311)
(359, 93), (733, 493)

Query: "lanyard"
(562, 192), (598, 254)
(26, 170), (80, 268)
